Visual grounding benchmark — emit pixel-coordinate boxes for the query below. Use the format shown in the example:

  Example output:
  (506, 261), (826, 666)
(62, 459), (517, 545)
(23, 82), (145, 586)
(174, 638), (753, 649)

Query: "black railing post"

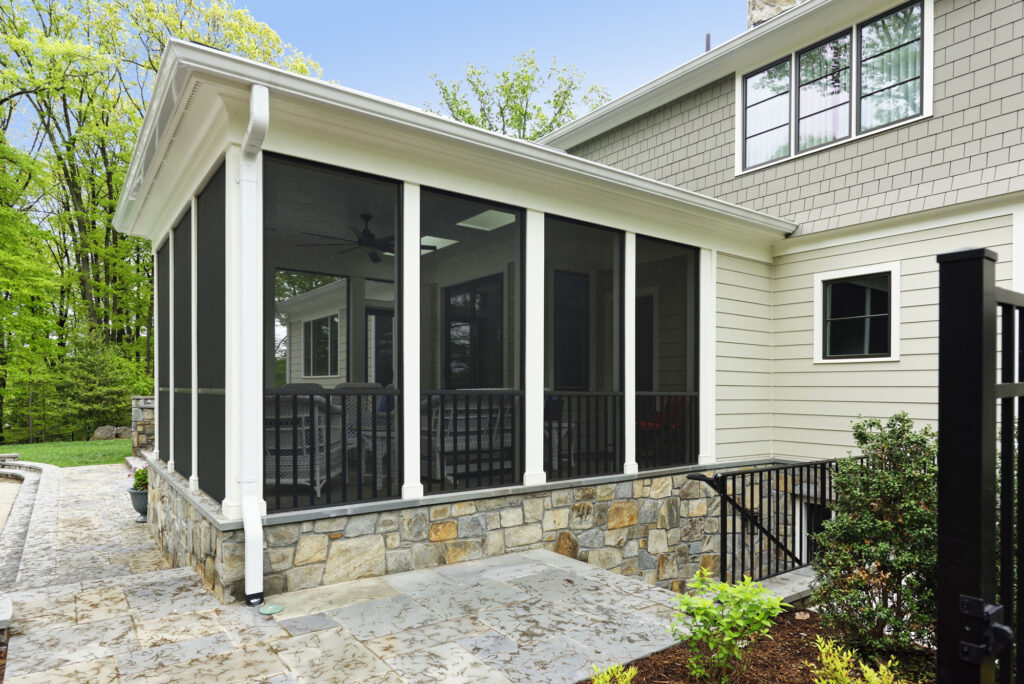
(937, 248), (998, 683)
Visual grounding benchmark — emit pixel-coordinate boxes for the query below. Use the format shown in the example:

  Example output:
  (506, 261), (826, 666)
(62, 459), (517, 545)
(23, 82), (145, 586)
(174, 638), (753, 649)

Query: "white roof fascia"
(539, 0), (903, 150)
(115, 40), (795, 241)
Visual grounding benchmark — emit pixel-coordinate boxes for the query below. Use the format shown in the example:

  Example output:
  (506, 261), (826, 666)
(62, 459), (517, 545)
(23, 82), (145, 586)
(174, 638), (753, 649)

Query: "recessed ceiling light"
(456, 209), (516, 232)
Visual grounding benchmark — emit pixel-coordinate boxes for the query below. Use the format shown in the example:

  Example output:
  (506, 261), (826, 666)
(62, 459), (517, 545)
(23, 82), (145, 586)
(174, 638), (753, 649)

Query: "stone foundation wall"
(148, 462), (727, 603)
(130, 396), (155, 460)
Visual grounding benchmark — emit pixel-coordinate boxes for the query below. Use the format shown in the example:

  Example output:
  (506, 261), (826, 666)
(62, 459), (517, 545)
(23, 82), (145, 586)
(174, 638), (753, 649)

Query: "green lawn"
(3, 439), (131, 467)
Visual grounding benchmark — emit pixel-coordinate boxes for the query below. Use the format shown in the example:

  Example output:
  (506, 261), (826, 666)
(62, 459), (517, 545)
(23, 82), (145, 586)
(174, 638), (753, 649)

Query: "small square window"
(814, 263), (900, 363)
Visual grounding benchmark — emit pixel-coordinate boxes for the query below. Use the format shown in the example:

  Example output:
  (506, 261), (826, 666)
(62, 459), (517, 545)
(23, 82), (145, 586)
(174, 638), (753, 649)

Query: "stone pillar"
(131, 396), (155, 459)
(748, 0), (810, 27)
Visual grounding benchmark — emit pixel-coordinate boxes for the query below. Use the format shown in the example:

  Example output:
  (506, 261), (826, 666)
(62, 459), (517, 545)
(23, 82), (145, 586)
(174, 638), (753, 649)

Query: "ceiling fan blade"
(295, 240), (354, 247)
(301, 231), (345, 240)
(335, 246), (360, 255)
(368, 250), (382, 264)
(347, 225), (364, 241)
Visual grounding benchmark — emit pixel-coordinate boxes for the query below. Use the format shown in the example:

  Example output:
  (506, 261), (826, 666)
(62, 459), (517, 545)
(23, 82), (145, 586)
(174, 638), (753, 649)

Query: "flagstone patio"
(0, 460), (684, 683)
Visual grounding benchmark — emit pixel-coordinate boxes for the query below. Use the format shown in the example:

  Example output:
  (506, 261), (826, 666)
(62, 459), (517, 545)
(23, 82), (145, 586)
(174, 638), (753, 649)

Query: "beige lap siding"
(771, 214), (1013, 461)
(716, 253), (773, 462)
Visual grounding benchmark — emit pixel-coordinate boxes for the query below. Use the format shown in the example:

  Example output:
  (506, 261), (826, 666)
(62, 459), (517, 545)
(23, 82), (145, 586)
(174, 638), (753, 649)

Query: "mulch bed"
(597, 610), (936, 684)
(1, 640), (6, 684)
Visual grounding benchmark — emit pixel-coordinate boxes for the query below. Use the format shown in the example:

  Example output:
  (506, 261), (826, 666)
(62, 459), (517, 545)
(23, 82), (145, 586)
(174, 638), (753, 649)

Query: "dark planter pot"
(128, 486), (148, 523)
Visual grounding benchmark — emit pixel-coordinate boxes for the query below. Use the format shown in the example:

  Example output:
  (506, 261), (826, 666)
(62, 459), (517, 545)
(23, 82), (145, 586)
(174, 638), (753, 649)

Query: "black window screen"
(157, 238), (170, 462)
(196, 164), (225, 502)
(173, 210), (192, 479)
(553, 271), (590, 390)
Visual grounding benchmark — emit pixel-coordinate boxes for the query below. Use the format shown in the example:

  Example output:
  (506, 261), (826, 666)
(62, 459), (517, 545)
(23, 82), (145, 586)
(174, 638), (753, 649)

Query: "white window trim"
(813, 261), (901, 364)
(301, 313), (340, 378)
(734, 0), (933, 176)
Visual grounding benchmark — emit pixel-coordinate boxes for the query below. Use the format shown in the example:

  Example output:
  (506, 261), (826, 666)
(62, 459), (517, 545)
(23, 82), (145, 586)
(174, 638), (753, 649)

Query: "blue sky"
(238, 1), (750, 110)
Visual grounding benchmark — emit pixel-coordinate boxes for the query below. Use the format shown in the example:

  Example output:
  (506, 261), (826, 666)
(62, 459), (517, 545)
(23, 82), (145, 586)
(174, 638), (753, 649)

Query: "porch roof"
(113, 39), (795, 248)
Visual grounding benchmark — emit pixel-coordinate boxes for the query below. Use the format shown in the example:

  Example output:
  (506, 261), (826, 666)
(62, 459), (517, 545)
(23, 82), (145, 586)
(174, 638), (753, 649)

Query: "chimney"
(748, 0), (811, 28)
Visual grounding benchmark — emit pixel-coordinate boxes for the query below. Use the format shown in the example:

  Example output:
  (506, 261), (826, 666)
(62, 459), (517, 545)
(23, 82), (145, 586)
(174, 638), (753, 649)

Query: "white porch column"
(698, 248), (717, 464)
(522, 209), (546, 486)
(623, 232), (637, 475)
(167, 218), (176, 473)
(222, 146), (242, 518)
(401, 183), (424, 499)
(189, 197), (199, 492)
(152, 245), (160, 462)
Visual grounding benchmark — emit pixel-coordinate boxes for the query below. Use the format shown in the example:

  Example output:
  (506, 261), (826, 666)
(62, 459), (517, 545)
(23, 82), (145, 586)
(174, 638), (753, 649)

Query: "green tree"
(0, 0), (320, 441)
(430, 50), (609, 140)
(811, 413), (938, 655)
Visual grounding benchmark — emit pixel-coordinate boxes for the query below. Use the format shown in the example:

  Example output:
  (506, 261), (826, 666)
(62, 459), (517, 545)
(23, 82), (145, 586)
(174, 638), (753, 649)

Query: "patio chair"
(263, 387), (344, 497)
(422, 391), (514, 485)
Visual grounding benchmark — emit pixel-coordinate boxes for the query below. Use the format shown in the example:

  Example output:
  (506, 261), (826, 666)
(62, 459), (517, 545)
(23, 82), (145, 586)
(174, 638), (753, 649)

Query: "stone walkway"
(0, 479), (17, 533)
(0, 461), (683, 683)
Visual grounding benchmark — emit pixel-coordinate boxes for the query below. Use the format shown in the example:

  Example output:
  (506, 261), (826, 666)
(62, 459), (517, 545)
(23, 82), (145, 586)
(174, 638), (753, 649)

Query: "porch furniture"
(263, 390), (342, 497)
(422, 391), (515, 486)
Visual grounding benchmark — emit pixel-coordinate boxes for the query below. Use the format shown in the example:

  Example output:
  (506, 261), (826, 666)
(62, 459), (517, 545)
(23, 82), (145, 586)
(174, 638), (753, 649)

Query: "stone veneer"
(130, 396), (155, 460)
(145, 455), (730, 603)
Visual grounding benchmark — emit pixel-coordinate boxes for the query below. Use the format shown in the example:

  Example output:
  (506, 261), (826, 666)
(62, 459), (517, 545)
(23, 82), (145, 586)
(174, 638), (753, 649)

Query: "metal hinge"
(959, 595), (1015, 665)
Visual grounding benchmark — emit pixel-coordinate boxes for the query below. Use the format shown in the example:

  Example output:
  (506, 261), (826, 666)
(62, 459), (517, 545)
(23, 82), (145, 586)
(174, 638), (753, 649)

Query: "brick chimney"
(748, 0), (812, 27)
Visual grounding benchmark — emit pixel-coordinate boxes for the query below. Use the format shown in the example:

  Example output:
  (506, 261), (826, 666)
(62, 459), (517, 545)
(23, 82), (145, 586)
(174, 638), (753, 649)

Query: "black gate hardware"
(959, 595), (1015, 665)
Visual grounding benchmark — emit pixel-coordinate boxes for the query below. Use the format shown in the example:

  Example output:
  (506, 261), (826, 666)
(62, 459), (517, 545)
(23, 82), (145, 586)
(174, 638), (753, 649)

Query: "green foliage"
(670, 569), (787, 683)
(12, 438), (130, 467)
(811, 412), (938, 655)
(430, 50), (609, 140)
(807, 636), (906, 684)
(590, 663), (638, 684)
(0, 0), (320, 443)
(132, 466), (148, 490)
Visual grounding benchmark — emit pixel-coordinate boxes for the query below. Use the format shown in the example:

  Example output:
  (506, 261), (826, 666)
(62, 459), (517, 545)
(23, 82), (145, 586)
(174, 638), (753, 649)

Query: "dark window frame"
(443, 272), (505, 389)
(857, 0), (925, 134)
(742, 57), (792, 171)
(740, 0), (925, 171)
(822, 271), (893, 359)
(796, 29), (854, 154)
(302, 314), (339, 377)
(366, 307), (394, 386)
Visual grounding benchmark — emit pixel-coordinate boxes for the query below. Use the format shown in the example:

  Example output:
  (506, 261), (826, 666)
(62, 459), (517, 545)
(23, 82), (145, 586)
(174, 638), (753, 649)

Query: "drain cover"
(258, 604), (283, 615)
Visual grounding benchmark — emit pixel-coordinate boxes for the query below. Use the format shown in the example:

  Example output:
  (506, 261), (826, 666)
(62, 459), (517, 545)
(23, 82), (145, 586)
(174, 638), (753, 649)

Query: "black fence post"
(937, 248), (998, 683)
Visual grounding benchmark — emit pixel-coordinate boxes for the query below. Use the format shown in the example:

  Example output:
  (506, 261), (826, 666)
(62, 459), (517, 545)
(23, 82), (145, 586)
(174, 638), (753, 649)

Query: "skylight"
(456, 209), (516, 232)
(421, 235), (458, 254)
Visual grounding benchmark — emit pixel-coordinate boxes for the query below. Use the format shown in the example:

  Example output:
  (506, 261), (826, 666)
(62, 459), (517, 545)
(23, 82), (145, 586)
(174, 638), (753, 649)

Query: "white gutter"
(240, 83), (268, 607)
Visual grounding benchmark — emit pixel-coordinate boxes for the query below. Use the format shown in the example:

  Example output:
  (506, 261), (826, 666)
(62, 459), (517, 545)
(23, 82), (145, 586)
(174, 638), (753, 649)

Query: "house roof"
(538, 0), (904, 150)
(114, 40), (796, 244)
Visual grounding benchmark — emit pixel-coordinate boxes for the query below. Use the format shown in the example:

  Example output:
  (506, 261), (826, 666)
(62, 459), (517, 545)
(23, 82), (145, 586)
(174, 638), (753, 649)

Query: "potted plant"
(128, 467), (149, 523)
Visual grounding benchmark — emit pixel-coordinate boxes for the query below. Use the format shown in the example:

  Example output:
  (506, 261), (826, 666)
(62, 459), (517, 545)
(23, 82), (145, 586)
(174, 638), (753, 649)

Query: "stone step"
(0, 596), (11, 643)
(0, 453), (19, 462)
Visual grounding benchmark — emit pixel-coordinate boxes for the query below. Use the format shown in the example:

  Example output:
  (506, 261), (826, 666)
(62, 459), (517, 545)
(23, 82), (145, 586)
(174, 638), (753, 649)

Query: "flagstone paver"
(0, 460), (690, 683)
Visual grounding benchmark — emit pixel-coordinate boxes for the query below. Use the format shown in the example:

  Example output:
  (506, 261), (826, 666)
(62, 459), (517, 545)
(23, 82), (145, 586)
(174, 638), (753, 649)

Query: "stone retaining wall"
(148, 458), (728, 603)
(130, 396), (155, 460)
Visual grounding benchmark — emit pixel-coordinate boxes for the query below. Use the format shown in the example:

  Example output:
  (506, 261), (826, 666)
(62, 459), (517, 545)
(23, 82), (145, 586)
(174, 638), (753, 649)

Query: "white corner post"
(152, 245), (160, 463)
(189, 197), (199, 492)
(225, 83), (269, 606)
(623, 232), (638, 475)
(698, 248), (717, 465)
(522, 209), (547, 486)
(400, 183), (424, 499)
(167, 220), (176, 473)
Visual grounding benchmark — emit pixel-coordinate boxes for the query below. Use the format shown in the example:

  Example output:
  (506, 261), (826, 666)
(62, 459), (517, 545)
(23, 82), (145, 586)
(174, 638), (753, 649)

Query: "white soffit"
(114, 39), (796, 243)
(539, 0), (905, 150)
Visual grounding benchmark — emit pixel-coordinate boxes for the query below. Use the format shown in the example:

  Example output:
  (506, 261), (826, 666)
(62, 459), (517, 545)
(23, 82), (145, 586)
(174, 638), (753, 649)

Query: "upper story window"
(741, 0), (926, 171)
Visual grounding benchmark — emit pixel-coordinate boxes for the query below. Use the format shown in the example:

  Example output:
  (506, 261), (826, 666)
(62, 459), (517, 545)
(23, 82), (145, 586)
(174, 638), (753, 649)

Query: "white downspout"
(240, 83), (269, 606)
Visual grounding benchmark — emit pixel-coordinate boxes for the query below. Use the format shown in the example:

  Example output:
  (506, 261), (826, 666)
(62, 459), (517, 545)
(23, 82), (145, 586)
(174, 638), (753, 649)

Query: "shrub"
(811, 412), (937, 655)
(132, 467), (148, 491)
(590, 663), (638, 684)
(807, 636), (906, 684)
(670, 568), (787, 683)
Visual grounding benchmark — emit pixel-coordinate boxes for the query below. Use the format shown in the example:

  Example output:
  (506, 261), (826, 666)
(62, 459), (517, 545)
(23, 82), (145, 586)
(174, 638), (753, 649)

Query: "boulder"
(91, 425), (117, 440)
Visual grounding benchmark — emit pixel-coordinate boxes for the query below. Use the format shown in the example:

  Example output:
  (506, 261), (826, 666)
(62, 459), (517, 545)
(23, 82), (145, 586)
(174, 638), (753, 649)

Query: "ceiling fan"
(297, 213), (437, 263)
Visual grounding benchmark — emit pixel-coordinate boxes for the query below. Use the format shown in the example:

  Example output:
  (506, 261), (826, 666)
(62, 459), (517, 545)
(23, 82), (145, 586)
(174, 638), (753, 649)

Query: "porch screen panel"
(196, 164), (225, 502)
(156, 239), (170, 462)
(262, 153), (401, 510)
(635, 236), (699, 469)
(419, 188), (523, 493)
(544, 217), (623, 480)
(172, 210), (192, 478)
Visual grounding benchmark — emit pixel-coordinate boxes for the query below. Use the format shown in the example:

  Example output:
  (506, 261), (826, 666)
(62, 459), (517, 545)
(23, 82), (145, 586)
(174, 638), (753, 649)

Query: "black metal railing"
(421, 389), (521, 493)
(636, 392), (699, 470)
(544, 391), (622, 481)
(692, 457), (864, 583)
(264, 387), (399, 512)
